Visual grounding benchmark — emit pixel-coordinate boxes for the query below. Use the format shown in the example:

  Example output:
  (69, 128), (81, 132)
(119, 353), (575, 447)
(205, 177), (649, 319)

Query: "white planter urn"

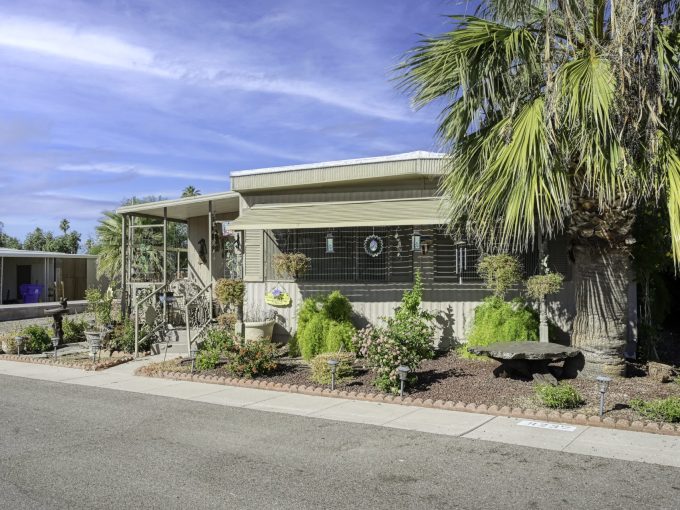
(243, 320), (275, 342)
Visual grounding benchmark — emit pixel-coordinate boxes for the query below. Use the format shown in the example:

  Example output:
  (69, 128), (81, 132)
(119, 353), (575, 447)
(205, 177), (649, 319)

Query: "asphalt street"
(1, 374), (679, 510)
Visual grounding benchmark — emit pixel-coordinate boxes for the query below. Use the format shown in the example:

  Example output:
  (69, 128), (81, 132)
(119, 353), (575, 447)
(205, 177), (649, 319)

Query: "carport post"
(163, 207), (168, 320)
(208, 200), (213, 320)
(0, 256), (3, 305)
(121, 214), (127, 318)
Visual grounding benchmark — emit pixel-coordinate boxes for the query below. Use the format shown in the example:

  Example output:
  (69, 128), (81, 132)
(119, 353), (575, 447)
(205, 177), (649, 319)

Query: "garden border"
(0, 353), (134, 371)
(137, 368), (680, 437)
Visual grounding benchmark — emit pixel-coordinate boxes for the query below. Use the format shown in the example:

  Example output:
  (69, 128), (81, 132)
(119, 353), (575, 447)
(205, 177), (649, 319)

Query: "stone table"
(467, 341), (584, 384)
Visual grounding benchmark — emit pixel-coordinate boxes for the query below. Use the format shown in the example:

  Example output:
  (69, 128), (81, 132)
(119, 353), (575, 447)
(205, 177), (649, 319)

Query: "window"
(268, 228), (413, 282)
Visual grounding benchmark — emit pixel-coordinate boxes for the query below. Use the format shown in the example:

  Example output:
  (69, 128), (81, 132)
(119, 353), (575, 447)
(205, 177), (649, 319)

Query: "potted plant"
(273, 252), (311, 279)
(243, 307), (276, 342)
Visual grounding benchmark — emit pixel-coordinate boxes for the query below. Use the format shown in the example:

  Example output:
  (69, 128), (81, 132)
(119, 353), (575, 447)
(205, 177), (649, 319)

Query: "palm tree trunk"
(571, 244), (632, 377)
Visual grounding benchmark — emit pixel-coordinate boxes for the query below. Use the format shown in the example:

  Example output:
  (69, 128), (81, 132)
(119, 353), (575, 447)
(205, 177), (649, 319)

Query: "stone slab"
(462, 416), (587, 451)
(385, 408), (495, 436)
(308, 400), (417, 426)
(563, 426), (680, 467)
(468, 341), (580, 360)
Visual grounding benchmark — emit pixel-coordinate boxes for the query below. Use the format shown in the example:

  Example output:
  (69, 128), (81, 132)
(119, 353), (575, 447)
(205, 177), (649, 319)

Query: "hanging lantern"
(325, 231), (335, 254)
(411, 230), (421, 251)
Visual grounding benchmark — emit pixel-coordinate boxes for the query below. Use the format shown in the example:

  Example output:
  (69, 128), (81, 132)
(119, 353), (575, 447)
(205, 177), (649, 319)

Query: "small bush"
(355, 273), (435, 393)
(227, 340), (278, 378)
(195, 348), (222, 371)
(309, 352), (355, 385)
(461, 297), (538, 359)
(108, 319), (152, 353)
(0, 331), (18, 354)
(63, 317), (87, 343)
(216, 312), (237, 331)
(535, 383), (584, 409)
(630, 397), (680, 423)
(21, 325), (52, 353)
(295, 292), (356, 360)
(202, 328), (237, 352)
(214, 279), (244, 307)
(85, 287), (114, 326)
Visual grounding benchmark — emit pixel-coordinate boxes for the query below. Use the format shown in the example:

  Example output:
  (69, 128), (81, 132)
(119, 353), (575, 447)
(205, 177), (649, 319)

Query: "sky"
(0, 0), (475, 243)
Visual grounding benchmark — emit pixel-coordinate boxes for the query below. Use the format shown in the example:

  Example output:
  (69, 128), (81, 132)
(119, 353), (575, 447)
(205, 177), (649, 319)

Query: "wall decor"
(363, 234), (384, 257)
(264, 286), (292, 307)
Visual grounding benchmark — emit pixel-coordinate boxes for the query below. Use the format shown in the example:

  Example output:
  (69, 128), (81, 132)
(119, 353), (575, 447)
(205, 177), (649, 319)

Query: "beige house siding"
(187, 213), (238, 287)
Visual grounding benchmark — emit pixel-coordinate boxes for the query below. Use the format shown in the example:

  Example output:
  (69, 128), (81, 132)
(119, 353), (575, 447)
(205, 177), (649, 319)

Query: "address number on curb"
(517, 420), (577, 432)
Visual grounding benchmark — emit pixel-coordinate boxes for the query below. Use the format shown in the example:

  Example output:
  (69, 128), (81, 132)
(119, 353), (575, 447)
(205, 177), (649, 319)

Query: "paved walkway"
(1, 357), (679, 468)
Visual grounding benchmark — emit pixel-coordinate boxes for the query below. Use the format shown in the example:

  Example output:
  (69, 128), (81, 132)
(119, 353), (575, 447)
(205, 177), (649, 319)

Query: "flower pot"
(243, 320), (275, 342)
(85, 330), (105, 344)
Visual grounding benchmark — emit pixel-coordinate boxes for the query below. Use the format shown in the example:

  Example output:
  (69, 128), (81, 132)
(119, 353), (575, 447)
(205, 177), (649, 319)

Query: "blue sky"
(0, 0), (473, 243)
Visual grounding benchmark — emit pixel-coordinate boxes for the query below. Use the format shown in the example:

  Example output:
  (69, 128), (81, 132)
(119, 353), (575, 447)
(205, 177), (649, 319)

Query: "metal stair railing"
(184, 281), (213, 355)
(133, 283), (168, 358)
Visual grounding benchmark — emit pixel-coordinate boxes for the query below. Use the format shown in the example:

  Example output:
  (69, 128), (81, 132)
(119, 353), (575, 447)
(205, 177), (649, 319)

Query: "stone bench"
(467, 341), (584, 384)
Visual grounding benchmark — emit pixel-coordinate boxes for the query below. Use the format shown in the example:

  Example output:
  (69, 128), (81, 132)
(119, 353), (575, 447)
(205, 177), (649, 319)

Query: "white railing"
(184, 281), (213, 355)
(133, 283), (167, 358)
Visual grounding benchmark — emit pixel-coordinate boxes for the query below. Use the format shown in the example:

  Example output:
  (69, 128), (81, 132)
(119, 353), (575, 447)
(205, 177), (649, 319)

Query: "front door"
(17, 265), (31, 298)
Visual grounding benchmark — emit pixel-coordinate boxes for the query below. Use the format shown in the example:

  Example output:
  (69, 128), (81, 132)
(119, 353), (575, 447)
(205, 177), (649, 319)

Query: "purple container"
(19, 284), (43, 304)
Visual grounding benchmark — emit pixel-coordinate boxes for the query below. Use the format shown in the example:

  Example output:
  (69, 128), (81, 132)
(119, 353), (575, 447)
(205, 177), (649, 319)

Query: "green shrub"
(21, 325), (52, 353)
(195, 348), (221, 371)
(478, 254), (522, 299)
(202, 328), (237, 352)
(62, 317), (87, 343)
(309, 352), (355, 385)
(85, 287), (113, 326)
(525, 272), (564, 300)
(461, 297), (538, 359)
(295, 292), (356, 360)
(535, 383), (584, 409)
(0, 331), (18, 354)
(227, 339), (278, 378)
(214, 279), (244, 307)
(108, 319), (152, 353)
(217, 312), (237, 331)
(630, 397), (680, 423)
(355, 273), (435, 393)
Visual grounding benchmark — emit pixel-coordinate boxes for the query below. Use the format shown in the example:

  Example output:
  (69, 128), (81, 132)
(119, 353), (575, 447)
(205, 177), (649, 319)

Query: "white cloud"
(58, 162), (227, 182)
(0, 16), (417, 122)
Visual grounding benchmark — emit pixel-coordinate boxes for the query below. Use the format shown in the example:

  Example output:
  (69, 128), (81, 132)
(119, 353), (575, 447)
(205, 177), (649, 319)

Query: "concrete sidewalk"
(1, 358), (679, 468)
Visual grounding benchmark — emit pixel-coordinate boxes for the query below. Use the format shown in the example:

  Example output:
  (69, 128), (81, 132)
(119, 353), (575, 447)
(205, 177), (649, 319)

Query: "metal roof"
(0, 248), (96, 259)
(116, 191), (240, 220)
(230, 151), (447, 177)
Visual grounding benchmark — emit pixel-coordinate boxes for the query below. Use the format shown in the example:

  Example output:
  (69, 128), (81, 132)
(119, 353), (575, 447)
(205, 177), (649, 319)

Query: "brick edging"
(0, 354), (134, 371)
(137, 369), (680, 437)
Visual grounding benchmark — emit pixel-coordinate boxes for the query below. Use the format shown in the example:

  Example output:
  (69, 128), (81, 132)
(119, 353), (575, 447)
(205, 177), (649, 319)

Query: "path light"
(397, 365), (410, 397)
(14, 336), (25, 355)
(51, 337), (59, 359)
(327, 358), (339, 390)
(596, 376), (612, 417)
(190, 348), (198, 374)
(90, 337), (101, 363)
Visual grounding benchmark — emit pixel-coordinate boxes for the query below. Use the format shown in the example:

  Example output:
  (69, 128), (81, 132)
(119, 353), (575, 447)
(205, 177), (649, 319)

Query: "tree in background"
(398, 0), (680, 375)
(181, 186), (201, 197)
(22, 221), (80, 254)
(0, 221), (21, 249)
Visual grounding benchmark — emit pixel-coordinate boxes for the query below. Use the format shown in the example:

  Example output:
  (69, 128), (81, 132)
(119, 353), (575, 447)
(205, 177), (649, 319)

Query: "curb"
(137, 368), (680, 438)
(0, 354), (134, 371)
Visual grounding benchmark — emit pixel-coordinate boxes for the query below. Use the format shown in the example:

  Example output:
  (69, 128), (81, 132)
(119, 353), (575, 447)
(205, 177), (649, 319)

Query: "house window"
(269, 228), (413, 282)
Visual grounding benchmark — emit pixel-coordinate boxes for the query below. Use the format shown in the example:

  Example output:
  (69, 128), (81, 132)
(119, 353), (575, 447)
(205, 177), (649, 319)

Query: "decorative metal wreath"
(363, 235), (384, 257)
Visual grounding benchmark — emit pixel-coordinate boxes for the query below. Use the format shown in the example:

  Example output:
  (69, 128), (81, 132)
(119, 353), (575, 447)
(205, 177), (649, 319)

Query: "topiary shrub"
(214, 279), (244, 308)
(21, 325), (52, 353)
(478, 254), (522, 299)
(461, 297), (539, 359)
(630, 397), (680, 422)
(216, 312), (237, 331)
(535, 383), (584, 409)
(310, 352), (355, 385)
(295, 292), (356, 360)
(526, 272), (564, 300)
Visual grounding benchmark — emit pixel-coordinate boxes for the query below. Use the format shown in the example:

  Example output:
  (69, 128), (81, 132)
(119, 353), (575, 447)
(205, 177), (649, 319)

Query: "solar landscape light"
(596, 375), (612, 417)
(397, 365), (410, 397)
(14, 336), (25, 355)
(190, 348), (199, 374)
(51, 337), (59, 359)
(90, 337), (101, 363)
(327, 358), (339, 390)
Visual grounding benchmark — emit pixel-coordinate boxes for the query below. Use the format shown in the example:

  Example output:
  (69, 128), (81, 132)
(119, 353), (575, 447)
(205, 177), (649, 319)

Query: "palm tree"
(398, 0), (680, 376)
(181, 186), (201, 198)
(94, 211), (124, 280)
